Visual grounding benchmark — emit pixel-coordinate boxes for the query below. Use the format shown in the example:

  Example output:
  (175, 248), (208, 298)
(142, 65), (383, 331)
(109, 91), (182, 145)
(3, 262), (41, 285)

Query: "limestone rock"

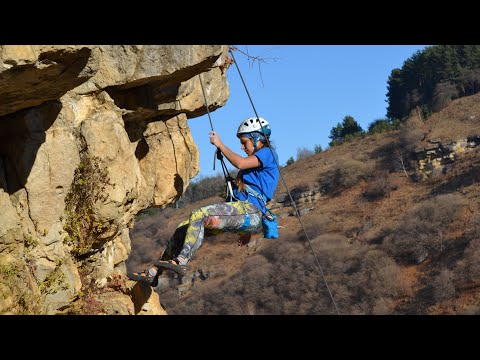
(0, 190), (22, 250)
(113, 229), (131, 266)
(130, 281), (167, 315)
(0, 46), (94, 117)
(0, 45), (230, 314)
(95, 292), (135, 315)
(415, 137), (480, 180)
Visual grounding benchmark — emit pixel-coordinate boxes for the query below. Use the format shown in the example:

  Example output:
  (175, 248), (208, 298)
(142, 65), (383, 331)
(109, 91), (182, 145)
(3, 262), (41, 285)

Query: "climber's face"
(240, 137), (255, 155)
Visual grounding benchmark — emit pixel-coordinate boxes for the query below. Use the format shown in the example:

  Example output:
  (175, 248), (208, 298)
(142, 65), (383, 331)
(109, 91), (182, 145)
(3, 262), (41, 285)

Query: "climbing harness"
(228, 47), (340, 315)
(244, 184), (267, 205)
(244, 184), (278, 239)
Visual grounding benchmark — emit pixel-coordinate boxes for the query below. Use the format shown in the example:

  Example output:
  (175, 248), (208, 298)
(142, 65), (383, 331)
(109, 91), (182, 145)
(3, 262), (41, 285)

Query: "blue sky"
(188, 45), (428, 180)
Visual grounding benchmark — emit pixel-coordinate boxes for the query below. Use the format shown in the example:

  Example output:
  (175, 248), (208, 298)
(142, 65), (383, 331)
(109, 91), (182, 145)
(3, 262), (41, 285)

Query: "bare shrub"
(383, 193), (468, 264)
(342, 248), (406, 310)
(465, 213), (480, 242)
(397, 118), (425, 154)
(459, 306), (480, 315)
(310, 236), (406, 314)
(166, 229), (407, 315)
(432, 81), (458, 112)
(372, 298), (395, 315)
(432, 269), (456, 301)
(455, 239), (480, 285)
(363, 175), (393, 201)
(296, 146), (314, 160)
(298, 215), (331, 240)
(371, 112), (425, 179)
(457, 68), (480, 97)
(169, 254), (283, 315)
(167, 238), (331, 314)
(382, 118), (426, 178)
(370, 141), (399, 172)
(320, 159), (374, 195)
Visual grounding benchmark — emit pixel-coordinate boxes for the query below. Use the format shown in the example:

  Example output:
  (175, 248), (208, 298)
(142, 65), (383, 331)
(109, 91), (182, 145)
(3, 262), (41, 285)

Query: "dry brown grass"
(362, 172), (398, 201)
(432, 269), (456, 301)
(425, 92), (480, 142)
(319, 159), (375, 195)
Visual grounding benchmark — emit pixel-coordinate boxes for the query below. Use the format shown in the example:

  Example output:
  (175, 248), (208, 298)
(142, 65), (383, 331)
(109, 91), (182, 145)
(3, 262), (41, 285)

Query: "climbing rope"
(198, 73), (215, 132)
(198, 73), (236, 200)
(228, 47), (340, 315)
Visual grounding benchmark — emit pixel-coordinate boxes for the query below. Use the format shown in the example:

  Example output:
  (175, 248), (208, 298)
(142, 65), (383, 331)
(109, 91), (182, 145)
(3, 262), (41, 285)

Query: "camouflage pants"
(157, 200), (262, 264)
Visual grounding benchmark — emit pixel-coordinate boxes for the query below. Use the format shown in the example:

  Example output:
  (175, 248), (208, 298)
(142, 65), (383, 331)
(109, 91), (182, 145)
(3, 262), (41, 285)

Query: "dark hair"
(258, 139), (275, 150)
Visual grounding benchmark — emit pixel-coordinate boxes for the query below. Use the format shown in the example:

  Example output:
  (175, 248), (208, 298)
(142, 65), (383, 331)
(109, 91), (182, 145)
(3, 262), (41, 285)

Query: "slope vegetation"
(128, 93), (480, 314)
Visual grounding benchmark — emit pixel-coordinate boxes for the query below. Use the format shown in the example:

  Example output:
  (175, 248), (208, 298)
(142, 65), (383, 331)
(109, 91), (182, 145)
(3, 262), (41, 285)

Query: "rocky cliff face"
(0, 45), (230, 314)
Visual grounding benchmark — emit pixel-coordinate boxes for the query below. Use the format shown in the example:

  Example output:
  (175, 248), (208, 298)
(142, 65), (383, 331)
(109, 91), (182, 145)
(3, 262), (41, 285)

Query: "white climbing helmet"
(236, 117), (271, 138)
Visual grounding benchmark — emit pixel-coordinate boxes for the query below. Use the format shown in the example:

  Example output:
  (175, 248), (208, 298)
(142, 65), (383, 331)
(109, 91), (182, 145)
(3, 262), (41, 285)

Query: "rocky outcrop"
(0, 45), (230, 314)
(415, 136), (480, 179)
(269, 188), (322, 218)
(267, 136), (480, 221)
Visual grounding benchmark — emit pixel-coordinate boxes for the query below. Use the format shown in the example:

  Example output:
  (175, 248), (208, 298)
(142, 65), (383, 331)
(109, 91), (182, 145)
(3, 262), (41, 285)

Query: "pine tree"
(314, 144), (323, 154)
(329, 115), (363, 146)
(386, 44), (480, 121)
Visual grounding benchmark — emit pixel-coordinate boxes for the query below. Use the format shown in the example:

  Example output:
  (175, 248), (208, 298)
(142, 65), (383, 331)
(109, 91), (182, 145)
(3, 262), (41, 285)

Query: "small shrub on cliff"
(0, 262), (18, 277)
(66, 289), (106, 315)
(24, 234), (39, 248)
(0, 261), (41, 315)
(63, 155), (111, 257)
(38, 260), (69, 295)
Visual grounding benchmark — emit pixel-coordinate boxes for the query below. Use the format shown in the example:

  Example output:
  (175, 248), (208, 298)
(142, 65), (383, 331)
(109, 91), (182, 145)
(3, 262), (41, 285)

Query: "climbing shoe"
(127, 267), (160, 287)
(154, 259), (187, 277)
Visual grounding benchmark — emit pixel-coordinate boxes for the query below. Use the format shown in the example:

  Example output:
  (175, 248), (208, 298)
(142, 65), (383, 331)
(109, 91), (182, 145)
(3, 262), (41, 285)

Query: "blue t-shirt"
(233, 147), (280, 214)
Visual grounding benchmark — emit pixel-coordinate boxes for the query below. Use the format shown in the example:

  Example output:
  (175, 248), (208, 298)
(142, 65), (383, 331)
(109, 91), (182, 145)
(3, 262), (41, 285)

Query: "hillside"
(127, 93), (480, 315)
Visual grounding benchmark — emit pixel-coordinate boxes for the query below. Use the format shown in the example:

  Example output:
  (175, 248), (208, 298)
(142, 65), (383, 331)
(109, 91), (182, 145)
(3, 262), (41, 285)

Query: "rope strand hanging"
(228, 47), (340, 315)
(198, 73), (215, 132)
(198, 73), (236, 200)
